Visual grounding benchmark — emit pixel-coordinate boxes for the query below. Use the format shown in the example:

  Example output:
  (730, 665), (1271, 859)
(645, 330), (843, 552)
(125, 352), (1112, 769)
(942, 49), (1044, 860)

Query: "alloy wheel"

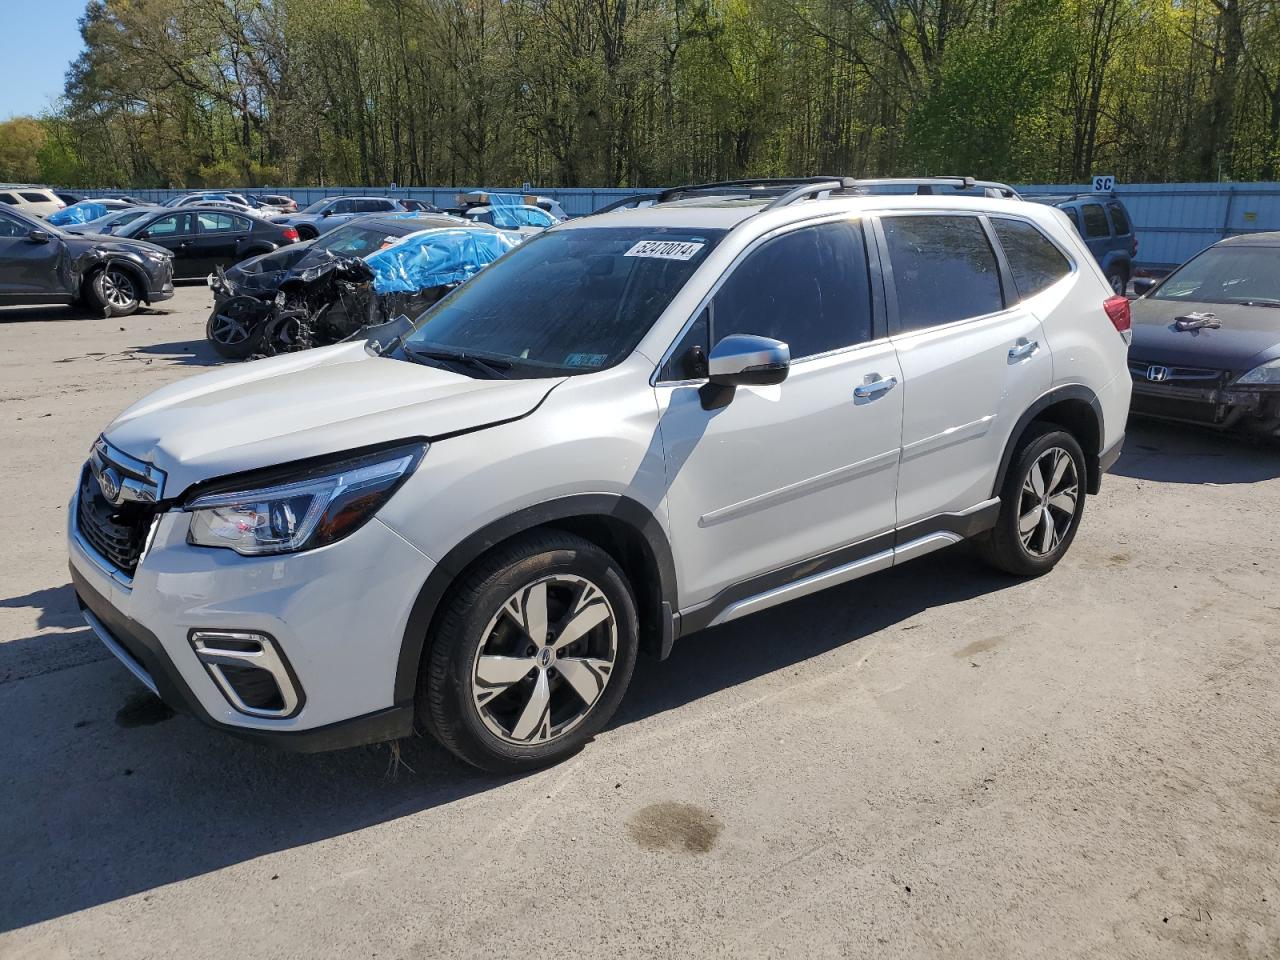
(100, 269), (137, 310)
(210, 308), (251, 344)
(470, 574), (617, 745)
(1018, 447), (1079, 557)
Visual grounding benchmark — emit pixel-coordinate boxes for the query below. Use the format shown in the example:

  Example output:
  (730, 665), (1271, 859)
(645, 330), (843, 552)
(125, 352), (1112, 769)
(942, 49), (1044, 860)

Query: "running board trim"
(707, 529), (966, 628)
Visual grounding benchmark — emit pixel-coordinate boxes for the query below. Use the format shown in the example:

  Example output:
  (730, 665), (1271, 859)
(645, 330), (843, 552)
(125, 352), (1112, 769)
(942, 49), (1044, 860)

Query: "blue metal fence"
(80, 181), (1280, 270)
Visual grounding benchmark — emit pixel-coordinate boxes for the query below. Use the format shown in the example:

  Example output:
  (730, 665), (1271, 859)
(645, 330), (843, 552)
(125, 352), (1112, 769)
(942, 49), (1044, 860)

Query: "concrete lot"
(1, 287), (1278, 959)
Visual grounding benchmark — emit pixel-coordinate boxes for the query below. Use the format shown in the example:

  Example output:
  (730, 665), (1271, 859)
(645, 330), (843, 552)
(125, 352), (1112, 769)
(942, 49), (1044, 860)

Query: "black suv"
(0, 204), (174, 317)
(1030, 193), (1138, 294)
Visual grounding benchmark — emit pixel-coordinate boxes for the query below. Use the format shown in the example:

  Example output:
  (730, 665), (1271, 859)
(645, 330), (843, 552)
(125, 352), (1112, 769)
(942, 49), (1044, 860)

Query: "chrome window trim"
(651, 211), (876, 385)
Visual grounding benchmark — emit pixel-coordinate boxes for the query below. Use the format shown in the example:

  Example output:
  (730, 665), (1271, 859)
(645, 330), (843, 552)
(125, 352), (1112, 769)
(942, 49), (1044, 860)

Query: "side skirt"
(679, 498), (1000, 634)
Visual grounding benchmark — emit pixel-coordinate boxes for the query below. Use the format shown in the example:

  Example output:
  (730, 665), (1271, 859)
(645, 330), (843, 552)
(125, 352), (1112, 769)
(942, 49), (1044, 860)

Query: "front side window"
(402, 226), (725, 377)
(0, 212), (28, 237)
(882, 215), (1004, 332)
(709, 220), (873, 359)
(316, 225), (398, 257)
(992, 218), (1072, 299)
(1081, 203), (1110, 238)
(1150, 246), (1280, 306)
(332, 199), (357, 214)
(133, 213), (191, 237)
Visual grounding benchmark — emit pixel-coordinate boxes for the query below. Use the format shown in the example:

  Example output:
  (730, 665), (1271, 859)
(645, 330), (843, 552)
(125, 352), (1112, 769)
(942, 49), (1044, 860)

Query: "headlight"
(186, 443), (425, 556)
(1234, 359), (1280, 385)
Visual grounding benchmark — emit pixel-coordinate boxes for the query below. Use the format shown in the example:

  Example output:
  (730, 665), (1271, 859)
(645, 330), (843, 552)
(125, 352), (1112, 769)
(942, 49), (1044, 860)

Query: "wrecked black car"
(1129, 233), (1280, 438)
(206, 214), (518, 358)
(0, 203), (173, 317)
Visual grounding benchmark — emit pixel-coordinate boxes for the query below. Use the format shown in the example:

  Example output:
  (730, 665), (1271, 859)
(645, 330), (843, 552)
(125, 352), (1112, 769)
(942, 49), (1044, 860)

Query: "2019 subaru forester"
(69, 177), (1132, 771)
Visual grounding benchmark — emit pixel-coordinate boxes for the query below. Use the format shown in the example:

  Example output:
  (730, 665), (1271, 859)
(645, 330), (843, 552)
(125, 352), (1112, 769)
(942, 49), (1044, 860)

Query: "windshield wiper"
(1233, 298), (1280, 308)
(403, 345), (513, 379)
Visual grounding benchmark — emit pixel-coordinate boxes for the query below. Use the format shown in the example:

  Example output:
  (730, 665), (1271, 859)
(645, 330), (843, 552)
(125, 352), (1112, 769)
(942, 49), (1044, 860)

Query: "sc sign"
(1092, 175), (1116, 193)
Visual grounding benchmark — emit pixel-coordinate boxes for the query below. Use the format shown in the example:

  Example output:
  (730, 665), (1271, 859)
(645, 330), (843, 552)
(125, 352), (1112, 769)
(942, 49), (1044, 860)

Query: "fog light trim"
(189, 630), (303, 719)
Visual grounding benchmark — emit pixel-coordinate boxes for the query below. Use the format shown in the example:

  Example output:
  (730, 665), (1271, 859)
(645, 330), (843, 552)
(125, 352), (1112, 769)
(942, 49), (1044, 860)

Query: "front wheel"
(420, 532), (639, 772)
(206, 296), (266, 359)
(977, 424), (1087, 577)
(85, 266), (140, 317)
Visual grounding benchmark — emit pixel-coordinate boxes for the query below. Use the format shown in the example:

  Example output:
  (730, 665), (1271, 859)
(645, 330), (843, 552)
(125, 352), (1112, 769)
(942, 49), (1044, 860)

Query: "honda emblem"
(1146, 365), (1170, 383)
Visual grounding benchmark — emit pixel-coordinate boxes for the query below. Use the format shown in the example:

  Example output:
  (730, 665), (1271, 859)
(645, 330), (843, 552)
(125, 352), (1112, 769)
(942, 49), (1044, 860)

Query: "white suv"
(68, 177), (1132, 771)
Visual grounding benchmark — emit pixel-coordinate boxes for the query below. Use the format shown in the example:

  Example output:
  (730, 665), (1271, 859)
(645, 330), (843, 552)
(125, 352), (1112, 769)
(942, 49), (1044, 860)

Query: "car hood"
(63, 233), (171, 258)
(1129, 298), (1280, 372)
(224, 242), (319, 290)
(102, 343), (564, 497)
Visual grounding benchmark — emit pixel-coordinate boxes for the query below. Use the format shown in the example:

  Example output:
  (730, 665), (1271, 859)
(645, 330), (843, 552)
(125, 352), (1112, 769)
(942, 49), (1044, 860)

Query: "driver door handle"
(1008, 338), (1040, 362)
(854, 375), (898, 400)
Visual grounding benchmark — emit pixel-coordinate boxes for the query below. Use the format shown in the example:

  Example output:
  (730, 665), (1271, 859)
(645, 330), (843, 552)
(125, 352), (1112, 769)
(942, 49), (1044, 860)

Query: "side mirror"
(26, 229), (51, 244)
(321, 209), (333, 217)
(708, 334), (790, 386)
(1130, 277), (1156, 297)
(137, 230), (150, 240)
(701, 334), (790, 409)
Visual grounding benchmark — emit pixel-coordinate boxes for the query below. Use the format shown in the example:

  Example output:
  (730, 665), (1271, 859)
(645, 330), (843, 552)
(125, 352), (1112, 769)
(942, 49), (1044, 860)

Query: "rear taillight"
(1103, 295), (1131, 342)
(282, 227), (299, 242)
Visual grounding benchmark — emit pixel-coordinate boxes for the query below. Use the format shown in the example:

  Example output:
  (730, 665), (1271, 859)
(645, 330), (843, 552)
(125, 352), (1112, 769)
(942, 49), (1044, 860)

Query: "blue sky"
(0, 0), (87, 119)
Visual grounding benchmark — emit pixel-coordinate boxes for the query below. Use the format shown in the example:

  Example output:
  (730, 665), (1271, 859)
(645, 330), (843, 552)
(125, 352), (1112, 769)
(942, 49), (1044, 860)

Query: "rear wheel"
(85, 266), (140, 317)
(420, 532), (639, 772)
(1106, 269), (1128, 296)
(978, 424), (1087, 577)
(296, 225), (318, 241)
(205, 296), (265, 359)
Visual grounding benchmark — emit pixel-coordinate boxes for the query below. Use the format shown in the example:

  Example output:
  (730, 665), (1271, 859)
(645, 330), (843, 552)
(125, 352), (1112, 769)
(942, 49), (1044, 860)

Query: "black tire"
(296, 225), (318, 241)
(1106, 268), (1129, 296)
(977, 423), (1088, 577)
(84, 265), (140, 317)
(420, 531), (639, 773)
(206, 296), (266, 359)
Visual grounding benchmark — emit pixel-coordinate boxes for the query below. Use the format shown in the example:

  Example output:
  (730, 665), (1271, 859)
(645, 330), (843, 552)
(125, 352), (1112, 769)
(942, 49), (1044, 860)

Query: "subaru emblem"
(1146, 365), (1170, 383)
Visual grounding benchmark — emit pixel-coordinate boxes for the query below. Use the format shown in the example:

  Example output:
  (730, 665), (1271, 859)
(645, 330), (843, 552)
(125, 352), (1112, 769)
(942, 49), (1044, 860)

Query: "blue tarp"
(48, 202), (110, 226)
(364, 227), (521, 294)
(484, 193), (523, 228)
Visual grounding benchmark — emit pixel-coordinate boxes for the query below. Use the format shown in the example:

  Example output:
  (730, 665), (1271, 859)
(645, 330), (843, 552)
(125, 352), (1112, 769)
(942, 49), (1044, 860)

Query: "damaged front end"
(1128, 357), (1280, 438)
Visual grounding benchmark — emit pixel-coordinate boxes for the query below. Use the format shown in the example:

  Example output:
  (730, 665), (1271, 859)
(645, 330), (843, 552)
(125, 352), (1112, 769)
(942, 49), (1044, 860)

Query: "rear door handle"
(854, 375), (898, 400)
(1008, 338), (1039, 362)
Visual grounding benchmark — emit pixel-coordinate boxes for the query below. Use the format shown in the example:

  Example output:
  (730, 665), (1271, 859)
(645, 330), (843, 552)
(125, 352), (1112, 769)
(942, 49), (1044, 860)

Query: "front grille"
(1128, 359), (1230, 386)
(76, 467), (156, 576)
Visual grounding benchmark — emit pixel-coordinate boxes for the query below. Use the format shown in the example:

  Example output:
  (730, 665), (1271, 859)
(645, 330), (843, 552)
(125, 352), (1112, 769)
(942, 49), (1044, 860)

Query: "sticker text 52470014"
(624, 240), (706, 261)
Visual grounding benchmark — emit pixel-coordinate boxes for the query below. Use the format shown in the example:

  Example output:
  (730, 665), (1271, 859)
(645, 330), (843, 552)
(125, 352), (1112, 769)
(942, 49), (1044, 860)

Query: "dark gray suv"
(0, 205), (174, 317)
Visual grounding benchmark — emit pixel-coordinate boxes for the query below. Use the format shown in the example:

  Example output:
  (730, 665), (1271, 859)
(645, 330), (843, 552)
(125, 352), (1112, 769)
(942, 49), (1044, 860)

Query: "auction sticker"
(624, 239), (705, 261)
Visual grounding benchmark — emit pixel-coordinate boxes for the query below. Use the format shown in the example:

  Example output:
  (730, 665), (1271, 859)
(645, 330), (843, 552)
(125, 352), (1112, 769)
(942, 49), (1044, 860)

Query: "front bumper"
(1130, 379), (1280, 435)
(68, 492), (433, 751)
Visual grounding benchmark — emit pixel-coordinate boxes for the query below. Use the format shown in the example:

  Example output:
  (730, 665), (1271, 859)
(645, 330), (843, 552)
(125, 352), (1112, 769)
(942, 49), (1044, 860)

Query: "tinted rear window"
(1108, 203), (1131, 235)
(1081, 203), (1110, 238)
(883, 215), (1004, 331)
(992, 218), (1072, 299)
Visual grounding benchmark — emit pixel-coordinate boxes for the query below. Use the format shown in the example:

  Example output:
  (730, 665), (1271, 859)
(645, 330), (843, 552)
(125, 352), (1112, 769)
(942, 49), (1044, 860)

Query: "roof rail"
(658, 176), (853, 203)
(846, 177), (1021, 199)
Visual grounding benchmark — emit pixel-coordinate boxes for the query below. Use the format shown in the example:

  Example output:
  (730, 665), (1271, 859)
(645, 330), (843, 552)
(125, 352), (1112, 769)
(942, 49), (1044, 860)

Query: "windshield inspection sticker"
(565, 352), (608, 368)
(624, 240), (705, 261)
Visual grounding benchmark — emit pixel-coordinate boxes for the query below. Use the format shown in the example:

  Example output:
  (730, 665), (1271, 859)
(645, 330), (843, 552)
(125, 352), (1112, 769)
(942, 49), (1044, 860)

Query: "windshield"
(314, 224), (399, 258)
(1152, 246), (1280, 306)
(401, 226), (725, 377)
(301, 199), (333, 214)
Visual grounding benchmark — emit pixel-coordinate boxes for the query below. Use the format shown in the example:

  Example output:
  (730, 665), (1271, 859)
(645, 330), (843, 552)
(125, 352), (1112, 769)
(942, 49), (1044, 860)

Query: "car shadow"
(0, 303), (171, 324)
(1112, 419), (1280, 484)
(129, 338), (223, 367)
(0, 549), (1013, 933)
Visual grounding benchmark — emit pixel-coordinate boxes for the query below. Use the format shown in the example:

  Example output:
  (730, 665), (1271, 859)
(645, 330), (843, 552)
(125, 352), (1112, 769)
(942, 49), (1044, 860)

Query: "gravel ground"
(1, 287), (1278, 959)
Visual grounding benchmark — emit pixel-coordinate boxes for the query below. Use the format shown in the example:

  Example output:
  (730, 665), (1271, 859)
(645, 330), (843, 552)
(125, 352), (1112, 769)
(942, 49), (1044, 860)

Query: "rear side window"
(0, 193), (18, 204)
(1081, 203), (1110, 239)
(882, 215), (1004, 332)
(197, 212), (247, 233)
(711, 220), (873, 359)
(20, 192), (51, 203)
(1108, 203), (1131, 235)
(992, 219), (1072, 299)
